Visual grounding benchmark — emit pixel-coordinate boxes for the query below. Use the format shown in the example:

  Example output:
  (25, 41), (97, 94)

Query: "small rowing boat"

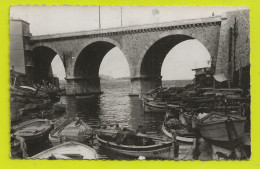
(96, 129), (174, 159)
(13, 119), (54, 144)
(30, 141), (98, 159)
(49, 118), (93, 146)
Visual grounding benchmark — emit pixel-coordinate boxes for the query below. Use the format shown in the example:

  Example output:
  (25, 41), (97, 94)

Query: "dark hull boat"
(13, 119), (54, 144)
(31, 141), (98, 159)
(96, 129), (174, 159)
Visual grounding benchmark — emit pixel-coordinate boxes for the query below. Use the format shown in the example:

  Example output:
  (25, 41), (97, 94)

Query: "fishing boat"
(143, 99), (166, 113)
(13, 119), (54, 144)
(30, 141), (98, 159)
(96, 129), (175, 159)
(162, 112), (196, 143)
(197, 112), (246, 143)
(49, 118), (93, 147)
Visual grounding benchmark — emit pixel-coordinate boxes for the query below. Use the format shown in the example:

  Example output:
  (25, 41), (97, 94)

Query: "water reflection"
(64, 86), (165, 133)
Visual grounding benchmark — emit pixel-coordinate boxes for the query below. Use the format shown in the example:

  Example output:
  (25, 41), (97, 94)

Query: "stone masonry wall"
(215, 9), (250, 78)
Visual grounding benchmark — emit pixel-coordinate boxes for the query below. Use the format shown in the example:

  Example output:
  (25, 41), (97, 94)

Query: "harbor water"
(15, 80), (174, 159)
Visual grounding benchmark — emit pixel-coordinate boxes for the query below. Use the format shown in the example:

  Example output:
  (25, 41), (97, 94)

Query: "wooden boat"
(162, 112), (196, 143)
(96, 129), (175, 159)
(197, 112), (246, 143)
(49, 118), (93, 147)
(13, 119), (54, 144)
(30, 141), (98, 159)
(143, 99), (166, 113)
(11, 135), (28, 159)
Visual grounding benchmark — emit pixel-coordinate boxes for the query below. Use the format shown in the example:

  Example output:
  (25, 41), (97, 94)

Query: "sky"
(10, 6), (248, 80)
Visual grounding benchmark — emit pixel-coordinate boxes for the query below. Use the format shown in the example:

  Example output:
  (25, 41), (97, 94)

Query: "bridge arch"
(31, 43), (64, 61)
(136, 34), (212, 93)
(31, 45), (65, 83)
(70, 39), (130, 94)
(72, 37), (128, 69)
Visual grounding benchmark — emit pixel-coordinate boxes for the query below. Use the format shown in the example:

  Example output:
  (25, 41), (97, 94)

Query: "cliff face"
(215, 9), (250, 78)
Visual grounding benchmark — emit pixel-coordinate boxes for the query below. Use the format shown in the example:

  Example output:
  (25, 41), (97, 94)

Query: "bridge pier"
(130, 76), (162, 95)
(65, 77), (101, 95)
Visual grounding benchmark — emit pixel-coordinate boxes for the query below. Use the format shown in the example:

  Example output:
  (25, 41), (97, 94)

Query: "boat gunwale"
(49, 119), (92, 139)
(13, 119), (52, 131)
(96, 134), (172, 151)
(31, 141), (98, 159)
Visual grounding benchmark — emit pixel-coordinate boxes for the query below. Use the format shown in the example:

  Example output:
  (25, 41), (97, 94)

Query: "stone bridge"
(28, 16), (226, 95)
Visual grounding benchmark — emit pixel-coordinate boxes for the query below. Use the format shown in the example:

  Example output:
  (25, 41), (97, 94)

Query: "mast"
(121, 6), (123, 27)
(99, 6), (101, 29)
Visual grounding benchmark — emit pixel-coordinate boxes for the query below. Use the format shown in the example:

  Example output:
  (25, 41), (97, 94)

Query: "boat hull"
(143, 100), (166, 113)
(96, 135), (174, 159)
(14, 119), (54, 144)
(199, 120), (245, 142)
(162, 123), (196, 143)
(31, 141), (98, 159)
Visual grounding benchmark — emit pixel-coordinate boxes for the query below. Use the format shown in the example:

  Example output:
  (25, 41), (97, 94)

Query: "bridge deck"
(30, 16), (222, 41)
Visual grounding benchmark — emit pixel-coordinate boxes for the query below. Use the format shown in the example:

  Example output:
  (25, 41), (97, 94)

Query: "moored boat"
(13, 119), (54, 144)
(30, 141), (98, 159)
(49, 118), (93, 147)
(143, 99), (166, 113)
(162, 112), (196, 143)
(96, 130), (175, 159)
(197, 112), (246, 143)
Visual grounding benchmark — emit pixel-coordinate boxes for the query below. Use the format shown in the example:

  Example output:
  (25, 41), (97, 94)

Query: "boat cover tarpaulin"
(213, 74), (228, 82)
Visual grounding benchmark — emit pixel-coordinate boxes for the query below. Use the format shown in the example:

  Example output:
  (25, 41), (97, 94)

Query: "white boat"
(49, 118), (93, 147)
(31, 141), (98, 159)
(162, 112), (196, 143)
(198, 112), (246, 143)
(162, 122), (196, 143)
(13, 119), (54, 144)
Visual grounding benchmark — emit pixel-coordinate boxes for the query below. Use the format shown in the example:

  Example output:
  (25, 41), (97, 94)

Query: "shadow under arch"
(31, 46), (65, 83)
